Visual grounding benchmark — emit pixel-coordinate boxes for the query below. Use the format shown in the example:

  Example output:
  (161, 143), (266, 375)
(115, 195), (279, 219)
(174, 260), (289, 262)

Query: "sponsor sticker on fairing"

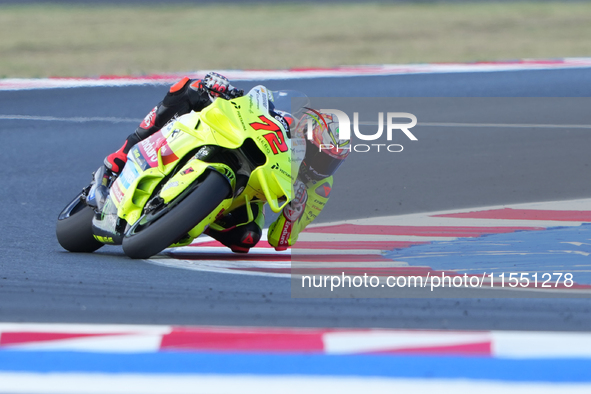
(119, 163), (140, 189)
(111, 182), (125, 204)
(137, 131), (179, 168)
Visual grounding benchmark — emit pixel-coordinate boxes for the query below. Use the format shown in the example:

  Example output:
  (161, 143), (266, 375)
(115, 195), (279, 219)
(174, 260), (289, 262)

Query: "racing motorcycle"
(56, 86), (306, 259)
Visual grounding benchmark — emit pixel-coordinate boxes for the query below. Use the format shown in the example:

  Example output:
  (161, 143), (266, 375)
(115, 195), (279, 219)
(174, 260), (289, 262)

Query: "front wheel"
(56, 193), (104, 253)
(122, 170), (231, 259)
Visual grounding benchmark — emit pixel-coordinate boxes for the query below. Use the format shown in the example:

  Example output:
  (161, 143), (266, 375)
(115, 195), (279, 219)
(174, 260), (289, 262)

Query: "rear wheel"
(56, 193), (104, 253)
(122, 171), (231, 259)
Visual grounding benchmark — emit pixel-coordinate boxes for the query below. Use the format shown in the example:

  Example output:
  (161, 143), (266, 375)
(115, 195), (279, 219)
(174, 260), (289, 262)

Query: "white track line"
(4, 335), (163, 353)
(2, 115), (590, 131)
(0, 323), (170, 333)
(359, 121), (591, 130)
(418, 122), (591, 129)
(0, 373), (589, 394)
(0, 115), (141, 123)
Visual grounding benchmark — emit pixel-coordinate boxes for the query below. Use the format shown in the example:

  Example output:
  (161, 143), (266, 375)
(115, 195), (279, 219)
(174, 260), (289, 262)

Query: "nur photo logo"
(305, 108), (418, 153)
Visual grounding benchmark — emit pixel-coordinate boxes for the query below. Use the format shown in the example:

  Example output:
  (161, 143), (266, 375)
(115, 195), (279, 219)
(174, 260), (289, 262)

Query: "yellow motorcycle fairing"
(94, 85), (294, 247)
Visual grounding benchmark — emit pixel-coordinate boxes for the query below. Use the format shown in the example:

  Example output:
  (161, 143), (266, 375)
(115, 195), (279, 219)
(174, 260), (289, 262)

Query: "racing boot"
(104, 132), (141, 174)
(205, 202), (265, 253)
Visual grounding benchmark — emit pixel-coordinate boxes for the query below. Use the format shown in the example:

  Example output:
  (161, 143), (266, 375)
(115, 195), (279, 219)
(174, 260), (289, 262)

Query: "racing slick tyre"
(56, 193), (104, 253)
(122, 170), (231, 260)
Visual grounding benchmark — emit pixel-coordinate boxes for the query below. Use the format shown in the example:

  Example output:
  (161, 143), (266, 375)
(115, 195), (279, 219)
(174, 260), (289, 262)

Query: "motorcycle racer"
(103, 72), (349, 253)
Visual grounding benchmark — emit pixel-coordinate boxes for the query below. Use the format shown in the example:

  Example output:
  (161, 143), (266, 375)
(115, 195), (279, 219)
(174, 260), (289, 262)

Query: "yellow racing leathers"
(267, 175), (333, 251)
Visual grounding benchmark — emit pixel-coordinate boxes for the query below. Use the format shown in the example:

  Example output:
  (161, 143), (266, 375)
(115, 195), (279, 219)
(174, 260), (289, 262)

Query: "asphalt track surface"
(1, 69), (591, 331)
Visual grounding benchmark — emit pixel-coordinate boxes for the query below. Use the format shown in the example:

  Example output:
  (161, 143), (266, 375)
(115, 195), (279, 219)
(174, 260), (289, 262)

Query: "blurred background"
(1, 0), (590, 78)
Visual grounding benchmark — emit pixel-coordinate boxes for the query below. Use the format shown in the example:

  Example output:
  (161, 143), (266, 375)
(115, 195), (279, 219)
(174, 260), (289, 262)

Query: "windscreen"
(271, 90), (309, 120)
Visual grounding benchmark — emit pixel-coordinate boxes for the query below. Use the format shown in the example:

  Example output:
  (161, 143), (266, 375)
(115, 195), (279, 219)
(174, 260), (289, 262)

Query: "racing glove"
(201, 72), (243, 101)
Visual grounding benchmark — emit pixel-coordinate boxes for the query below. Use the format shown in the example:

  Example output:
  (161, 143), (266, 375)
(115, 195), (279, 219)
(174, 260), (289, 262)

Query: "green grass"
(1, 2), (591, 78)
